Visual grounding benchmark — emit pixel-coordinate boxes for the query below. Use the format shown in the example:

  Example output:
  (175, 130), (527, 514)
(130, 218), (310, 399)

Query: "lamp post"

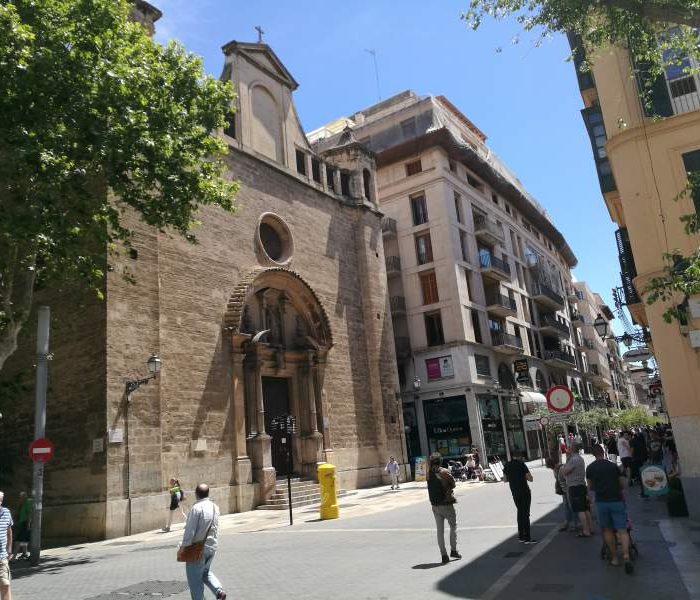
(123, 354), (162, 535)
(593, 314), (648, 348)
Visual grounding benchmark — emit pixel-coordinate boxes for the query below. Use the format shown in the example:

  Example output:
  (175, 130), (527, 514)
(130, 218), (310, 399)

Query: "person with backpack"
(427, 455), (461, 564)
(163, 478), (185, 533)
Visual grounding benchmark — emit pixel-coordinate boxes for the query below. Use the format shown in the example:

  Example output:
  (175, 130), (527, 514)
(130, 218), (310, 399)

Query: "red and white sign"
(29, 438), (54, 464)
(546, 386), (574, 413)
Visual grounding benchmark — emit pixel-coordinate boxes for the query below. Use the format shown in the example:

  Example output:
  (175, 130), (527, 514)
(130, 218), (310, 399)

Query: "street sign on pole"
(30, 306), (50, 567)
(546, 385), (574, 413)
(29, 438), (54, 464)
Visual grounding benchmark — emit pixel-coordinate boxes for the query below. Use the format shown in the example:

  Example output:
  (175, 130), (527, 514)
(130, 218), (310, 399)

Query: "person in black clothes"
(630, 431), (648, 497)
(427, 455), (462, 564)
(503, 451), (536, 544)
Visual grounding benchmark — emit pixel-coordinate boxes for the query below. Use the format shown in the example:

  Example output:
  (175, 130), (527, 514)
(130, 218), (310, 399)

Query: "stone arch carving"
(250, 84), (282, 162)
(224, 267), (333, 348)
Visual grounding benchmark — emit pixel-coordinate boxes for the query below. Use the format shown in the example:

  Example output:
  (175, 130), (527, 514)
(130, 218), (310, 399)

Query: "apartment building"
(568, 32), (700, 518)
(571, 281), (637, 408)
(310, 91), (582, 464)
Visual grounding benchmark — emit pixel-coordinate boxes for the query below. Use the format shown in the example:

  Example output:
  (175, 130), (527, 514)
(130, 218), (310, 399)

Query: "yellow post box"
(318, 462), (339, 520)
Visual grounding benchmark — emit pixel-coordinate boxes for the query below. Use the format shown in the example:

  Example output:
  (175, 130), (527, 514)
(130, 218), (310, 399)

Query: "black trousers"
(512, 488), (532, 541)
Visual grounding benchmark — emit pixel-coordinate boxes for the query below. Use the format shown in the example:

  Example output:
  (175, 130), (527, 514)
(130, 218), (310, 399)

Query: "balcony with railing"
(490, 330), (523, 355)
(615, 228), (641, 306)
(538, 314), (570, 338)
(571, 313), (586, 327)
(485, 292), (517, 318)
(473, 214), (505, 245)
(543, 349), (577, 368)
(479, 251), (511, 281)
(390, 295), (406, 315)
(381, 216), (397, 236)
(385, 255), (401, 276)
(529, 281), (564, 310)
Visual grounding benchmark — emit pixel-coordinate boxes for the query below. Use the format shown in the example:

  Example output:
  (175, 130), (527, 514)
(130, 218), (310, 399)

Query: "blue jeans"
(562, 494), (574, 525)
(185, 550), (223, 600)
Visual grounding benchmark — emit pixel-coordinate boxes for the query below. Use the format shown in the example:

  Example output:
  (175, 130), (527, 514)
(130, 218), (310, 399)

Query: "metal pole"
(287, 432), (293, 526)
(30, 306), (50, 566)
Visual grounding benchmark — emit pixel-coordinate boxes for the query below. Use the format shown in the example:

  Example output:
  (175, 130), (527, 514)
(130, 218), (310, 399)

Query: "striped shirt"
(0, 507), (13, 559)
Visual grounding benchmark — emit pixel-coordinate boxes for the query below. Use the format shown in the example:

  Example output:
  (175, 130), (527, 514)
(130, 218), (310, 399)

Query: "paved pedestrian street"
(11, 462), (700, 600)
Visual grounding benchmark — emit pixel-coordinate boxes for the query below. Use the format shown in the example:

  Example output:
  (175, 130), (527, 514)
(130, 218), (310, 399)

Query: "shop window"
(422, 396), (471, 459)
(425, 311), (445, 346)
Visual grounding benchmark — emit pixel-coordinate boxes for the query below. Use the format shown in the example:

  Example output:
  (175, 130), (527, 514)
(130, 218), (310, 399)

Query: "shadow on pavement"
(436, 506), (560, 599)
(10, 555), (95, 580)
(412, 561), (449, 570)
(437, 489), (691, 600)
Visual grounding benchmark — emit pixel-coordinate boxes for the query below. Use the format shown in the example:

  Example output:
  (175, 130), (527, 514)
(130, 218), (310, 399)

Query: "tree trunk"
(0, 244), (37, 373)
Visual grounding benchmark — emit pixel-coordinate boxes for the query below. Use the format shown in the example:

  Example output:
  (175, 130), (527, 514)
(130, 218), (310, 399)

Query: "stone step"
(272, 484), (319, 495)
(256, 490), (349, 511)
(269, 489), (320, 500)
(266, 494), (321, 506)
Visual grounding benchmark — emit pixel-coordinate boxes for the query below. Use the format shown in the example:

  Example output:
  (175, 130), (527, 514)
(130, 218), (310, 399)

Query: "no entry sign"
(546, 386), (574, 413)
(29, 438), (54, 464)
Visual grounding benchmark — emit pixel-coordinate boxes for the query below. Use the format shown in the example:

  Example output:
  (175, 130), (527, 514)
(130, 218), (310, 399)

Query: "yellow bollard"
(318, 463), (339, 520)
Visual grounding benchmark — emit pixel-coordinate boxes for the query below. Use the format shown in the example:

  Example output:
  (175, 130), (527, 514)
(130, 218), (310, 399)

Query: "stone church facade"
(0, 6), (404, 541)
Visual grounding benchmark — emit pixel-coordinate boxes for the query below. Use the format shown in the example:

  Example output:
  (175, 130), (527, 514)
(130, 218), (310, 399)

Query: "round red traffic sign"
(29, 438), (54, 464)
(546, 385), (574, 413)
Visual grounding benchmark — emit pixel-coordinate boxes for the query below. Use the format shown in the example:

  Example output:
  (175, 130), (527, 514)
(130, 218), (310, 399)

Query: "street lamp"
(125, 353), (162, 396)
(593, 313), (648, 348)
(412, 376), (422, 392)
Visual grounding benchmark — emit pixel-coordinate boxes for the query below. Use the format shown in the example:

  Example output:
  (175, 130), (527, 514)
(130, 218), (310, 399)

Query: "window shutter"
(634, 58), (674, 118)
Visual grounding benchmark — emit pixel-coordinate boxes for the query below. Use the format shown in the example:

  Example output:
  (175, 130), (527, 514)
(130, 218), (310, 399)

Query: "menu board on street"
(414, 456), (428, 482)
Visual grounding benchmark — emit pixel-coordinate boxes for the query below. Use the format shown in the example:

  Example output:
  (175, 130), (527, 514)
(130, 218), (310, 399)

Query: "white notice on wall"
(108, 428), (124, 444)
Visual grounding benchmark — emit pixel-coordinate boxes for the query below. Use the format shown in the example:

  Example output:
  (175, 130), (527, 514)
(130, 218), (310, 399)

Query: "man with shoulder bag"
(178, 484), (227, 600)
(427, 454), (461, 564)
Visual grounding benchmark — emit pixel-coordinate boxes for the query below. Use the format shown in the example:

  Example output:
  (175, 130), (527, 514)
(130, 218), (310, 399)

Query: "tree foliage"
(0, 0), (238, 372)
(464, 0), (700, 324)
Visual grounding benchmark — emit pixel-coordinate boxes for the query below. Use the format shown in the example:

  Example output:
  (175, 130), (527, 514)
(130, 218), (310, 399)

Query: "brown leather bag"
(176, 518), (213, 563)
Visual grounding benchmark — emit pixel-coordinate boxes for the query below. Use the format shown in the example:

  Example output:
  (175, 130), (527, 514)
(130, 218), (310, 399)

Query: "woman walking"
(163, 478), (185, 532)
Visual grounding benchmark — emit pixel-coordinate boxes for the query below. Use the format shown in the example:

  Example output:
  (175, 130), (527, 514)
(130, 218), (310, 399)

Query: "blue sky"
(153, 0), (624, 331)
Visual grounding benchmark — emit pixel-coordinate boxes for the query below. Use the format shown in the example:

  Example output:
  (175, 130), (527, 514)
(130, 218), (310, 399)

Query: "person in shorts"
(0, 491), (13, 600)
(561, 444), (592, 537)
(586, 445), (633, 574)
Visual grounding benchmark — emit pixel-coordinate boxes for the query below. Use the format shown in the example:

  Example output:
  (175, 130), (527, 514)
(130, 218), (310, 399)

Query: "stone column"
(302, 351), (323, 477)
(245, 344), (274, 499)
(231, 335), (253, 511)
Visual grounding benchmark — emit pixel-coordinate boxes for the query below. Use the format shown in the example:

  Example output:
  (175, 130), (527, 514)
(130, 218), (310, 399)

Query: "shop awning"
(520, 391), (547, 404)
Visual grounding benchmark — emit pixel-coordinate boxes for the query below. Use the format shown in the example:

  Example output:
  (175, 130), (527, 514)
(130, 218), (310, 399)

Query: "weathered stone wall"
(0, 142), (403, 540)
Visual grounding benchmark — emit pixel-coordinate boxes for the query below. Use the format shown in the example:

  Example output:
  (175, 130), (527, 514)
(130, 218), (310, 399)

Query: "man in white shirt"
(617, 432), (633, 483)
(561, 445), (593, 536)
(179, 484), (226, 600)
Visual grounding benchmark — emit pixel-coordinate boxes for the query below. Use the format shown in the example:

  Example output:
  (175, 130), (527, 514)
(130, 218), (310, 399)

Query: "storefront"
(476, 392), (527, 461)
(422, 396), (472, 459)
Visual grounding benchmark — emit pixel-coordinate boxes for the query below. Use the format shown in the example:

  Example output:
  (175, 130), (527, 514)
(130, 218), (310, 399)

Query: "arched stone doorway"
(224, 267), (333, 497)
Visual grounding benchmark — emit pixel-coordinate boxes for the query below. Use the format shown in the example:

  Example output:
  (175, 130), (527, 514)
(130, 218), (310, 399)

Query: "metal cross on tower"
(255, 25), (265, 43)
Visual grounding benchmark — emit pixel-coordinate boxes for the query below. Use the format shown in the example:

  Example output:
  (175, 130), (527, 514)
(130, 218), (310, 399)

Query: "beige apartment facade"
(312, 92), (589, 465)
(569, 33), (700, 518)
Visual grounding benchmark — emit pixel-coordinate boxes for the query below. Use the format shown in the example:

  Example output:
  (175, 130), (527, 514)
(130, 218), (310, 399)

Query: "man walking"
(503, 452), (536, 544)
(618, 432), (633, 484)
(586, 445), (634, 574)
(385, 456), (400, 490)
(179, 484), (226, 600)
(561, 444), (593, 537)
(427, 455), (461, 564)
(0, 492), (13, 600)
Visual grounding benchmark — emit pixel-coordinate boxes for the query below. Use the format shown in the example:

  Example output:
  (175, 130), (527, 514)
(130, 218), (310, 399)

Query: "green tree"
(0, 0), (238, 372)
(464, 0), (700, 324)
